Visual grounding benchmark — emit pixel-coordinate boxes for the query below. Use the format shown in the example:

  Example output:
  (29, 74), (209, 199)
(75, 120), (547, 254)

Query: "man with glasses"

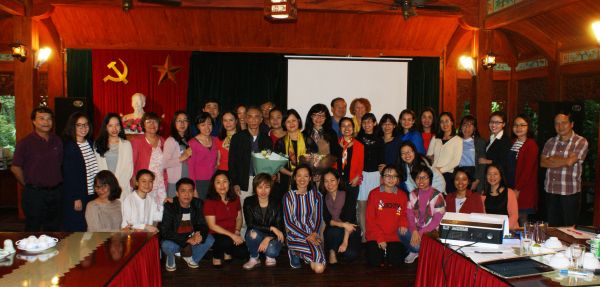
(11, 107), (63, 231)
(540, 112), (588, 227)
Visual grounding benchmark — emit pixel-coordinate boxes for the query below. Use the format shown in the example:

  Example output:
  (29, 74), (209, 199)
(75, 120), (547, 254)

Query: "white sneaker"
(183, 256), (199, 268)
(265, 257), (277, 267)
(243, 257), (261, 270)
(404, 252), (419, 264)
(165, 255), (176, 272)
(174, 252), (181, 257)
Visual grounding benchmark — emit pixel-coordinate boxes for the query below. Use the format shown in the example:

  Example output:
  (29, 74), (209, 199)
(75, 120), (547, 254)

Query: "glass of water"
(521, 226), (534, 255)
(570, 243), (585, 269)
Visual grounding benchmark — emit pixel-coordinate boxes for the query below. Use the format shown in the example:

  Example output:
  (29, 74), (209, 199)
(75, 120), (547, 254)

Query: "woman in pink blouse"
(188, 112), (218, 199)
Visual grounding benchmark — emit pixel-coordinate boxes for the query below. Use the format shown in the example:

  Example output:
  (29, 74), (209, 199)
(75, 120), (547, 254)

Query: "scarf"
(285, 132), (306, 170)
(340, 137), (354, 170)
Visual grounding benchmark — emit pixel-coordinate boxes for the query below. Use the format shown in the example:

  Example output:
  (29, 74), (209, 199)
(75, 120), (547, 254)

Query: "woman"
(95, 113), (134, 200)
(268, 107), (286, 145)
(163, 111), (192, 198)
(398, 109), (425, 155)
(303, 103), (341, 158)
(356, 113), (384, 241)
(204, 170), (248, 267)
(401, 165), (446, 264)
(507, 114), (538, 224)
(321, 168), (361, 264)
(380, 114), (401, 166)
(235, 104), (247, 130)
(349, 98), (371, 135)
(418, 107), (437, 153)
(480, 111), (511, 175)
(188, 112), (218, 200)
(121, 169), (160, 232)
(445, 167), (485, 214)
(481, 164), (519, 230)
(215, 111), (238, 171)
(131, 112), (167, 219)
(365, 165), (408, 267)
(426, 112), (462, 193)
(283, 164), (326, 273)
(86, 170), (122, 232)
(457, 115), (486, 191)
(337, 117), (364, 201)
(398, 141), (446, 194)
(274, 109), (306, 198)
(242, 174), (285, 270)
(63, 112), (99, 231)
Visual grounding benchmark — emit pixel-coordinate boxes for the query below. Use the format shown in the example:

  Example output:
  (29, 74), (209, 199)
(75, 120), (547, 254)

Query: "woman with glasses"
(398, 141), (446, 194)
(163, 111), (192, 199)
(63, 112), (99, 231)
(506, 114), (539, 224)
(380, 114), (401, 166)
(426, 112), (462, 193)
(303, 104), (341, 158)
(188, 112), (219, 200)
(480, 111), (511, 175)
(86, 170), (122, 232)
(401, 165), (446, 264)
(457, 115), (487, 191)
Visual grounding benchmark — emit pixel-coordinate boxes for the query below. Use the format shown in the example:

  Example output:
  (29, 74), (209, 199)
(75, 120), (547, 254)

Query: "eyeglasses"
(76, 123), (89, 128)
(383, 174), (398, 179)
(415, 175), (430, 181)
(489, 121), (504, 125)
(513, 123), (528, 128)
(311, 114), (326, 119)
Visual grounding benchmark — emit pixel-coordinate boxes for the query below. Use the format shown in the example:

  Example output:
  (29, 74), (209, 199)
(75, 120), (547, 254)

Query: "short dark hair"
(135, 169), (155, 181)
(176, 177), (195, 191)
(379, 113), (398, 137)
(339, 116), (354, 130)
(452, 167), (473, 186)
(410, 164), (433, 184)
(94, 170), (122, 201)
(398, 109), (418, 134)
(31, 106), (54, 120)
(195, 111), (214, 127)
(512, 114), (535, 139)
(330, 97), (345, 107)
(458, 114), (480, 138)
(381, 164), (401, 178)
(203, 98), (219, 108)
(556, 111), (574, 123)
(418, 107), (437, 133)
(283, 109), (303, 131)
(141, 112), (161, 132)
(291, 164), (314, 190)
(319, 167), (344, 193)
(252, 173), (273, 194)
(436, 112), (456, 139)
(206, 170), (238, 201)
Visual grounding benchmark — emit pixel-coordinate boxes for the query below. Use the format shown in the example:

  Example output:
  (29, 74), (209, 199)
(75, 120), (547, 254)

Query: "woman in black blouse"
(321, 168), (361, 264)
(480, 111), (511, 175)
(242, 173), (285, 270)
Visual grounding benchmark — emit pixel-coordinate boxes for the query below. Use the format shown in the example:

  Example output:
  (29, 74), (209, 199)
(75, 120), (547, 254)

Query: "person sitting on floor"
(365, 165), (408, 267)
(121, 169), (160, 232)
(242, 173), (285, 270)
(160, 177), (215, 272)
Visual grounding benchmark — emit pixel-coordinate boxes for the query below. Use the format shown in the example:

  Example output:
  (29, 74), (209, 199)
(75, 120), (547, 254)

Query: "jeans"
(161, 235), (215, 263)
(245, 229), (283, 258)
(398, 229), (419, 253)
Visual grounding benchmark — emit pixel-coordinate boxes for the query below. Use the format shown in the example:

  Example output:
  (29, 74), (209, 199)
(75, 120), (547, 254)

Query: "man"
(330, 97), (347, 137)
(160, 178), (215, 271)
(11, 107), (63, 231)
(540, 112), (588, 227)
(259, 101), (274, 135)
(202, 98), (221, 136)
(229, 106), (272, 206)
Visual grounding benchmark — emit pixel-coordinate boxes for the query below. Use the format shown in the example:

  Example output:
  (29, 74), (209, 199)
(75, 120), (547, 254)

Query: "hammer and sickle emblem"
(103, 59), (129, 84)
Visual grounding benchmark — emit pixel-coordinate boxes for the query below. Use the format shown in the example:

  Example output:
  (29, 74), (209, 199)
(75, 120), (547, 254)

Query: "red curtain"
(108, 235), (162, 287)
(92, 50), (191, 136)
(415, 236), (511, 287)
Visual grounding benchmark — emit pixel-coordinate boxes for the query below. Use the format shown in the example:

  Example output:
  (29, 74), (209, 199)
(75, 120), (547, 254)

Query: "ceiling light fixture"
(264, 0), (297, 21)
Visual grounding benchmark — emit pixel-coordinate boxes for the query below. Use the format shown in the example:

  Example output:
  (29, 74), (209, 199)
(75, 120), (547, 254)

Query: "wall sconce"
(10, 43), (27, 62)
(264, 0), (297, 21)
(35, 47), (52, 69)
(459, 55), (476, 76)
(592, 21), (600, 45)
(482, 53), (497, 70)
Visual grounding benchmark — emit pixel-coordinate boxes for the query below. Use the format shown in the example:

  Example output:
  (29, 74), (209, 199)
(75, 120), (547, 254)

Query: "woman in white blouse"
(95, 113), (134, 200)
(426, 112), (462, 193)
(163, 111), (192, 198)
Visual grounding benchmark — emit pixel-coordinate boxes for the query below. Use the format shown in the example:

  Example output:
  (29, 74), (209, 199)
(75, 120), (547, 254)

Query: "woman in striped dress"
(283, 164), (326, 273)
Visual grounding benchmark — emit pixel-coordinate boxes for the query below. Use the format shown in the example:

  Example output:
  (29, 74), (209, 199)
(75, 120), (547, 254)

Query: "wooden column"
(475, 29), (493, 139)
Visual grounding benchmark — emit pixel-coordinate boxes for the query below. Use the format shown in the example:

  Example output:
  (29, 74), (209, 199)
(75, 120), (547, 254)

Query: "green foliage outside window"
(0, 95), (16, 154)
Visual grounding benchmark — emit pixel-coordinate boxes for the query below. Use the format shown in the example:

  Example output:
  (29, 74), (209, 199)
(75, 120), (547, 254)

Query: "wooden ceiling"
(1, 0), (599, 61)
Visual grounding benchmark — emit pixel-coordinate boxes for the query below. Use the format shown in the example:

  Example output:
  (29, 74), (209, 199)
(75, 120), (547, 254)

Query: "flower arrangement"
(122, 118), (143, 134)
(252, 150), (288, 175)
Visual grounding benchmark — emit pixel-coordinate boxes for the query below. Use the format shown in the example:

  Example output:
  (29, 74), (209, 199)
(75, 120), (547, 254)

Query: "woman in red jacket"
(445, 167), (485, 214)
(336, 117), (364, 202)
(506, 114), (539, 225)
(365, 165), (408, 267)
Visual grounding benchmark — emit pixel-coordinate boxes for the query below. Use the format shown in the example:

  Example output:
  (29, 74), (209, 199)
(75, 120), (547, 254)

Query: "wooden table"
(0, 232), (161, 287)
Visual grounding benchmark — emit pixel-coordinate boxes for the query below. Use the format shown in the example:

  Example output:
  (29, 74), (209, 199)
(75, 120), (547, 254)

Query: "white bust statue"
(121, 93), (146, 134)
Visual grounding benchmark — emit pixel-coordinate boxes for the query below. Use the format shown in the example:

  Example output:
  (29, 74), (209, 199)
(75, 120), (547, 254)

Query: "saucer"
(17, 242), (57, 254)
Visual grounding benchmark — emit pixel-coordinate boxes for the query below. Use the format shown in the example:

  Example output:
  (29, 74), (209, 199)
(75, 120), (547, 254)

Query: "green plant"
(582, 100), (599, 183)
(0, 95), (16, 153)
(523, 103), (538, 138)
(491, 101), (504, 113)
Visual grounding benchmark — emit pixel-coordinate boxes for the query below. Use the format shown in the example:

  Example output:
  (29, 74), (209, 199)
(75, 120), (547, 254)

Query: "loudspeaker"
(54, 97), (88, 135)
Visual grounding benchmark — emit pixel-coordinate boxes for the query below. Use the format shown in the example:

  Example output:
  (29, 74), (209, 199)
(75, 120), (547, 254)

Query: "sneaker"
(265, 257), (277, 267)
(174, 252), (181, 257)
(165, 255), (176, 272)
(404, 252), (419, 264)
(183, 256), (199, 268)
(288, 250), (301, 269)
(243, 257), (261, 270)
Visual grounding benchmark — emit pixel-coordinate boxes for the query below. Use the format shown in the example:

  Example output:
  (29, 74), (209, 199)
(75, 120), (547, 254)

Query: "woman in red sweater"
(445, 167), (485, 214)
(365, 165), (408, 267)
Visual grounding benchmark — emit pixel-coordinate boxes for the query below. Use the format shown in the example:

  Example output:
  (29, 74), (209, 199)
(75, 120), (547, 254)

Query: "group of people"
(10, 95), (588, 272)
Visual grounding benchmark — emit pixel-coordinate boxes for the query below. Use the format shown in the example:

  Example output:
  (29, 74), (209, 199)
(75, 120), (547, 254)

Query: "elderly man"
(540, 112), (588, 227)
(330, 97), (347, 137)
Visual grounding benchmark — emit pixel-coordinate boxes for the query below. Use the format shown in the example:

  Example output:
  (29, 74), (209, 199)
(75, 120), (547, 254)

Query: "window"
(0, 95), (16, 161)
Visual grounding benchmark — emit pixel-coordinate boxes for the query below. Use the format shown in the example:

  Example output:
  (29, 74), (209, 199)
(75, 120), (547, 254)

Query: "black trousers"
(324, 226), (361, 262)
(365, 240), (405, 267)
(22, 184), (62, 232)
(212, 233), (249, 260)
(546, 192), (581, 227)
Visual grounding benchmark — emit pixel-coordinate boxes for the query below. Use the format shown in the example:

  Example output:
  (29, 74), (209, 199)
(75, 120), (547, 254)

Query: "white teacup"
(544, 237), (562, 249)
(24, 241), (38, 250)
(548, 252), (570, 269)
(4, 239), (15, 254)
(582, 252), (600, 270)
(39, 235), (57, 245)
(35, 239), (49, 250)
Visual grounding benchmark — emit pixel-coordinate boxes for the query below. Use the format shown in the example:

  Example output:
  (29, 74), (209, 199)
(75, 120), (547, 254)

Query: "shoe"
(212, 258), (223, 269)
(174, 252), (181, 257)
(288, 250), (301, 269)
(265, 257), (277, 267)
(224, 253), (233, 263)
(183, 256), (199, 268)
(404, 252), (419, 264)
(243, 257), (261, 270)
(165, 255), (176, 272)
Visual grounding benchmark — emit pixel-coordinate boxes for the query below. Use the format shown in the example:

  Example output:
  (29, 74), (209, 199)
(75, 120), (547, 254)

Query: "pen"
(569, 228), (584, 235)
(474, 251), (503, 254)
(559, 270), (593, 277)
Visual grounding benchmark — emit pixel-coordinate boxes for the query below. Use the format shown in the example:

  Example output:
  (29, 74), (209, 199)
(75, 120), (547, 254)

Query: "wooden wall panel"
(0, 72), (13, 95)
(456, 78), (473, 117)
(562, 73), (600, 102)
(517, 77), (547, 113)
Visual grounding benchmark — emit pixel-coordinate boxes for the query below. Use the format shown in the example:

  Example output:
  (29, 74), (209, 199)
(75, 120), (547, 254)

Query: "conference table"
(0, 232), (161, 287)
(415, 228), (596, 287)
